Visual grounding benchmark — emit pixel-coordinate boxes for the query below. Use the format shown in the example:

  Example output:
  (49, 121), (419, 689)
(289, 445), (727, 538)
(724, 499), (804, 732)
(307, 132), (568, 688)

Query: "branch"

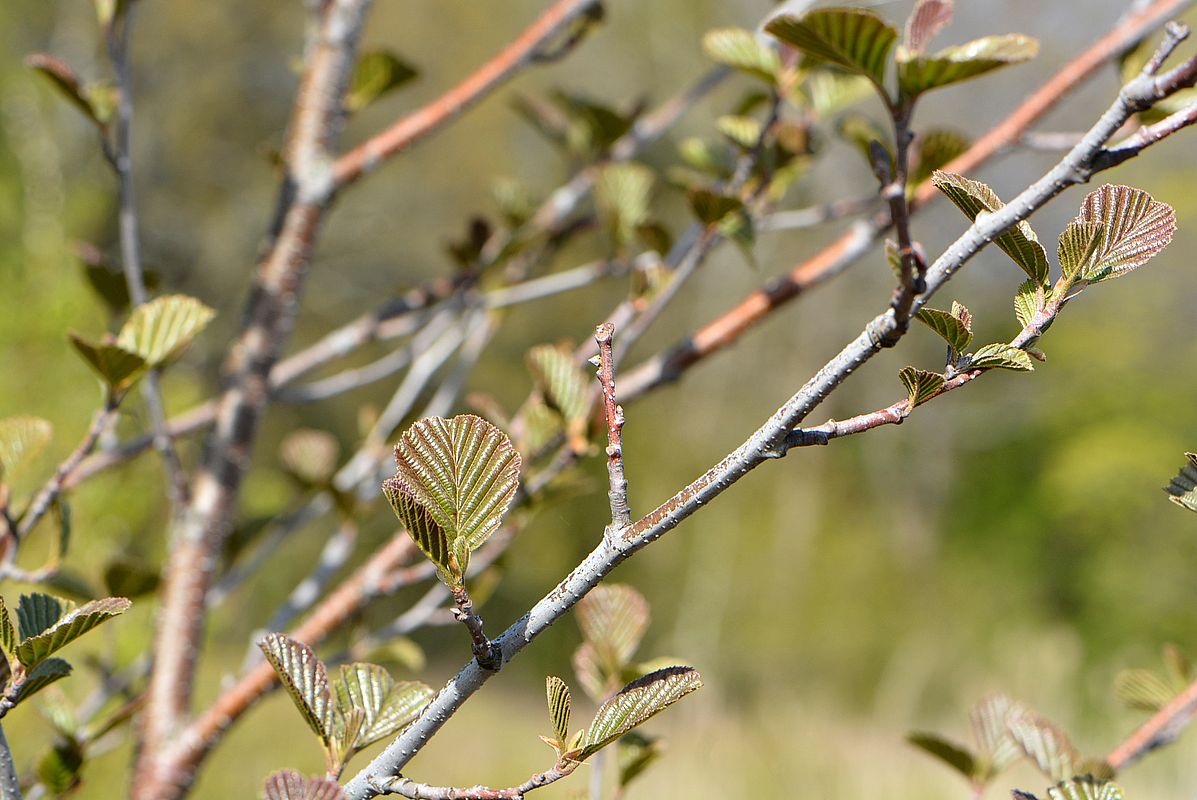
(342, 30), (1197, 797)
(450, 586), (501, 671)
(0, 724), (19, 800)
(594, 323), (630, 534)
(332, 0), (602, 190)
(370, 763), (578, 800)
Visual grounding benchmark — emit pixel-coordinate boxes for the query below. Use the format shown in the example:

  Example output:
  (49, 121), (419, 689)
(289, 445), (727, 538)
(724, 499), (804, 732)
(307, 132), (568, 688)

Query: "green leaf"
(26, 53), (110, 129)
(932, 171), (1049, 283)
(836, 113), (892, 169)
(332, 663), (432, 750)
(970, 343), (1033, 372)
(1163, 643), (1192, 688)
(580, 666), (703, 758)
(1114, 668), (1176, 712)
(383, 415), (522, 587)
(765, 9), (898, 90)
(1057, 220), (1103, 284)
(904, 0), (954, 53)
(546, 675), (572, 746)
(702, 28), (780, 84)
(68, 333), (147, 395)
(897, 34), (1038, 97)
(15, 658), (73, 704)
(1075, 185), (1176, 284)
(802, 71), (874, 117)
(596, 162), (655, 250)
(572, 641), (609, 702)
(36, 735), (84, 795)
(16, 593), (67, 641)
(16, 596), (131, 668)
(911, 129), (969, 188)
(576, 584), (651, 671)
(102, 555), (161, 599)
(970, 693), (1024, 779)
(1008, 709), (1079, 781)
(280, 429), (341, 487)
(0, 597), (15, 659)
(346, 50), (418, 113)
(1165, 453), (1197, 513)
(259, 632), (333, 742)
(677, 137), (734, 177)
(907, 732), (976, 779)
(1014, 279), (1041, 329)
(687, 189), (742, 228)
(716, 115), (762, 149)
(116, 294), (216, 368)
(263, 769), (349, 800)
(915, 306), (972, 354)
(1045, 776), (1124, 800)
(617, 731), (662, 789)
(527, 344), (590, 428)
(0, 415), (52, 479)
(898, 367), (945, 409)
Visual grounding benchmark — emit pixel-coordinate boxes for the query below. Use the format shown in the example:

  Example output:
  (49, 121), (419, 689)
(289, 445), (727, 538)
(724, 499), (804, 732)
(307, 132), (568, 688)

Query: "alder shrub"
(2, 1), (1197, 799)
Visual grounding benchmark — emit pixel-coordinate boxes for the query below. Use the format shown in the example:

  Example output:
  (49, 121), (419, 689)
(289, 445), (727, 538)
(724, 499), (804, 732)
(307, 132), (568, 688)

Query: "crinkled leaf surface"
(1114, 668), (1176, 712)
(334, 663), (432, 749)
(16, 593), (67, 641)
(1057, 220), (1103, 284)
(899, 367), (945, 409)
(116, 295), (215, 368)
(0, 416), (52, 478)
(932, 171), (1048, 282)
(596, 162), (654, 249)
(1014, 279), (1041, 329)
(971, 693), (1024, 778)
(346, 50), (418, 113)
(915, 307), (972, 354)
(1076, 185), (1176, 283)
(1165, 452), (1197, 513)
(68, 334), (147, 395)
(546, 675), (572, 746)
(527, 345), (590, 426)
(263, 769), (349, 800)
(765, 8), (898, 90)
(16, 596), (130, 668)
(971, 343), (1033, 372)
(907, 732), (976, 779)
(702, 28), (779, 83)
(577, 584), (650, 669)
(14, 657), (72, 704)
(904, 0), (954, 53)
(1009, 709), (1079, 781)
(898, 34), (1038, 97)
(581, 666), (702, 757)
(259, 633), (333, 742)
(1045, 776), (1124, 800)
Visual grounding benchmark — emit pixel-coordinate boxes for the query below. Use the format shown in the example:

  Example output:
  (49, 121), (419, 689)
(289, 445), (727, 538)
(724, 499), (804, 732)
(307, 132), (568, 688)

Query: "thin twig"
(370, 762), (578, 799)
(758, 194), (878, 231)
(594, 324), (630, 535)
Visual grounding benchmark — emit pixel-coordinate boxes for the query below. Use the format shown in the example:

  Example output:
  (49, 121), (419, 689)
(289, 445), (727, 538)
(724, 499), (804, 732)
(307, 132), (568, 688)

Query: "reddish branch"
(1107, 675), (1197, 770)
(594, 323), (631, 534)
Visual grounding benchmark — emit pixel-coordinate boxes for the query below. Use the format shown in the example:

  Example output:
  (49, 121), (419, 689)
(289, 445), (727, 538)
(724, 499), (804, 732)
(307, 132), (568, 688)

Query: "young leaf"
(915, 307), (972, 354)
(1057, 220), (1103, 284)
(16, 596), (131, 668)
(1014, 279), (1040, 329)
(1165, 453), (1197, 513)
(263, 769), (349, 800)
(573, 641), (609, 702)
(765, 9), (898, 91)
(16, 594), (67, 641)
(279, 429), (341, 487)
(701, 28), (780, 84)
(907, 732), (976, 780)
(1008, 709), (1079, 781)
(576, 584), (651, 670)
(716, 115), (763, 149)
(970, 343), (1033, 372)
(932, 171), (1048, 283)
(1114, 668), (1175, 712)
(0, 415), (52, 479)
(1045, 776), (1124, 800)
(14, 658), (73, 704)
(259, 633), (334, 742)
(0, 597), (15, 658)
(527, 345), (589, 428)
(904, 0), (954, 53)
(384, 415), (521, 587)
(911, 129), (969, 188)
(802, 71), (874, 117)
(546, 675), (572, 746)
(333, 664), (432, 749)
(970, 693), (1024, 779)
(596, 163), (655, 250)
(26, 53), (110, 129)
(899, 367), (945, 409)
(1076, 185), (1176, 283)
(897, 34), (1039, 97)
(346, 50), (418, 113)
(580, 666), (702, 758)
(116, 295), (216, 368)
(68, 334), (148, 396)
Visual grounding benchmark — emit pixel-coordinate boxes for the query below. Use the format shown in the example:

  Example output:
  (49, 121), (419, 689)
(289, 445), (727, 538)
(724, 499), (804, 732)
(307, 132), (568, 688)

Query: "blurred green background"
(3, 0), (1197, 798)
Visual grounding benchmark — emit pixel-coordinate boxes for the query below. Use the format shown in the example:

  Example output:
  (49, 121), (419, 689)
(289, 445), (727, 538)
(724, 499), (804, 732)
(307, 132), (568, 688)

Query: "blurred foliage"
(1, 1), (1197, 798)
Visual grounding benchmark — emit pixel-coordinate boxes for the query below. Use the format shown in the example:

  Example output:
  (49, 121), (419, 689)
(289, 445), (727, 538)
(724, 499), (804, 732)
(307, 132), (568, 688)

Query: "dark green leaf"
(581, 666), (702, 758)
(346, 50), (418, 113)
(702, 28), (780, 84)
(1164, 452), (1197, 513)
(16, 596), (131, 668)
(279, 429), (340, 487)
(258, 632), (333, 742)
(1114, 668), (1175, 712)
(546, 675), (572, 746)
(576, 584), (651, 670)
(1076, 185), (1176, 283)
(16, 593), (67, 640)
(915, 306), (972, 353)
(0, 415), (52, 479)
(102, 555), (161, 599)
(907, 732), (977, 779)
(15, 658), (73, 704)
(898, 34), (1038, 97)
(1057, 220), (1103, 284)
(765, 9), (898, 90)
(116, 294), (216, 368)
(904, 0), (954, 53)
(970, 343), (1033, 372)
(899, 367), (945, 409)
(36, 736), (83, 795)
(687, 189), (742, 227)
(932, 170), (1048, 282)
(68, 333), (147, 395)
(1008, 709), (1079, 781)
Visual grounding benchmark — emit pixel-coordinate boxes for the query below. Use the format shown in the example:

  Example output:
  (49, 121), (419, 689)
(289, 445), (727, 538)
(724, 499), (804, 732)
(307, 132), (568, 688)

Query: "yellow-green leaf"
(116, 294), (215, 368)
(1114, 668), (1175, 712)
(259, 632), (334, 743)
(0, 415), (52, 479)
(596, 163), (655, 249)
(970, 343), (1033, 372)
(716, 115), (763, 149)
(546, 675), (572, 746)
(765, 8), (898, 91)
(280, 429), (340, 487)
(1013, 279), (1040, 329)
(915, 306), (972, 354)
(68, 334), (147, 395)
(897, 34), (1037, 97)
(346, 50), (418, 113)
(1045, 776), (1124, 800)
(702, 28), (780, 84)
(526, 344), (589, 427)
(898, 367), (945, 409)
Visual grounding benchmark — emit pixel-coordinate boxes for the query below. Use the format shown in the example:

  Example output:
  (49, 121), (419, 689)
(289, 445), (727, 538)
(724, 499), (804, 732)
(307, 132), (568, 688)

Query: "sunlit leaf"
(1114, 668), (1175, 712)
(617, 731), (662, 789)
(915, 306), (972, 354)
(0, 415), (52, 479)
(1045, 776), (1124, 800)
(897, 34), (1038, 97)
(259, 633), (333, 742)
(383, 415), (521, 587)
(765, 9), (898, 90)
(546, 675), (572, 746)
(596, 163), (655, 250)
(911, 129), (969, 188)
(14, 657), (73, 704)
(904, 0), (954, 53)
(16, 596), (131, 668)
(116, 294), (216, 368)
(716, 115), (762, 149)
(580, 666), (702, 757)
(1076, 185), (1176, 283)
(1008, 709), (1079, 781)
(932, 171), (1048, 282)
(702, 28), (780, 84)
(677, 137), (734, 177)
(333, 664), (432, 749)
(1014, 279), (1040, 329)
(16, 593), (67, 641)
(576, 584), (651, 670)
(1057, 220), (1103, 285)
(802, 71), (874, 117)
(1164, 452), (1197, 513)
(263, 769), (349, 800)
(971, 693), (1024, 778)
(970, 343), (1033, 372)
(527, 345), (589, 428)
(68, 334), (147, 395)
(899, 367), (945, 409)
(280, 429), (341, 487)
(907, 732), (976, 779)
(346, 50), (418, 113)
